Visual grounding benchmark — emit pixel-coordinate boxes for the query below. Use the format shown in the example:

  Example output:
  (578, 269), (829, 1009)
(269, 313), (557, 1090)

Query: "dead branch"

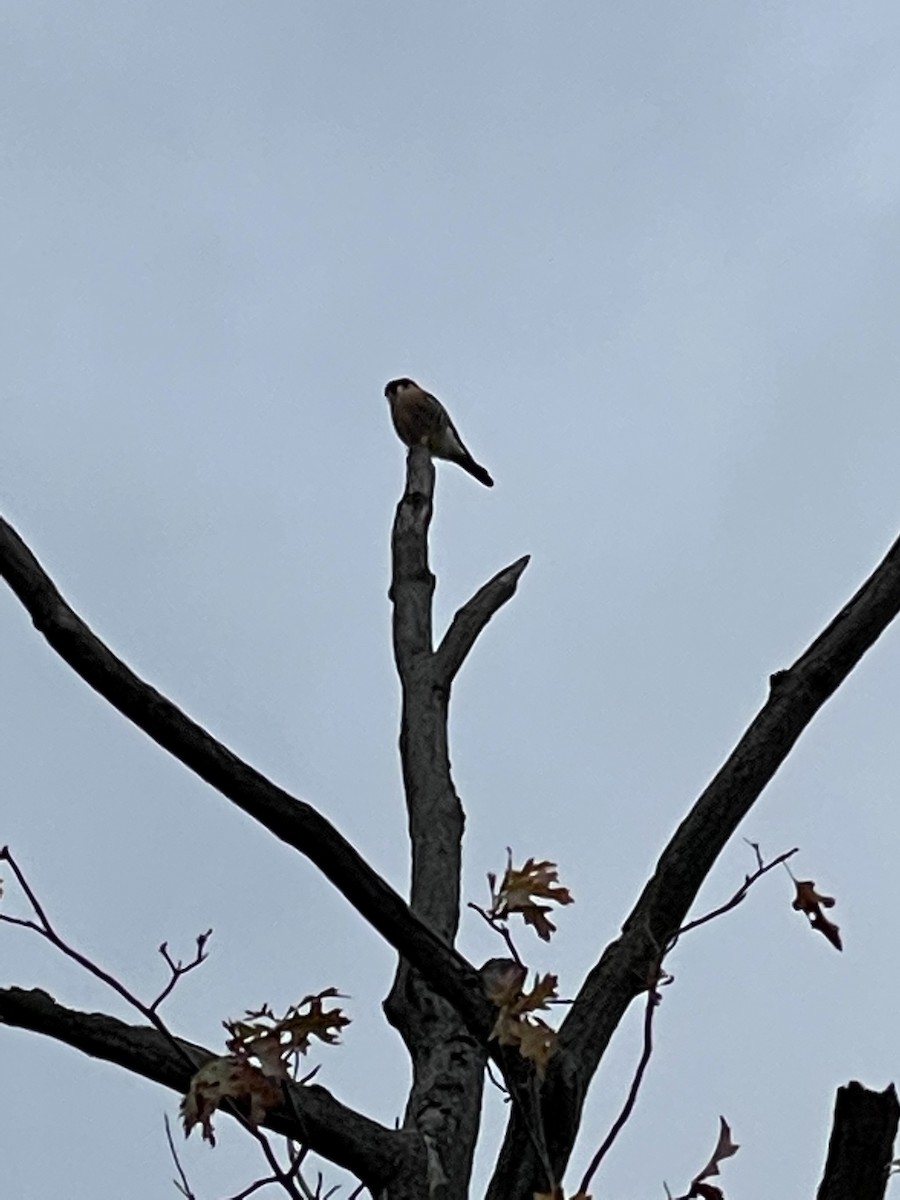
(385, 445), (525, 1198)
(817, 1081), (899, 1200)
(488, 527), (900, 1199)
(0, 986), (407, 1191)
(0, 513), (491, 1038)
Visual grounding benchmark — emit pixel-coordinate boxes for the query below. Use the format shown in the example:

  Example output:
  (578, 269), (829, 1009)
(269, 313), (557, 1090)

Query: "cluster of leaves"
(474, 854), (575, 1074)
(181, 989), (350, 1146)
(483, 845), (839, 1200)
(482, 959), (560, 1075)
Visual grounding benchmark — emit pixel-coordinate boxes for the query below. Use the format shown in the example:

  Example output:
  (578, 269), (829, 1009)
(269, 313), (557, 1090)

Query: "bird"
(384, 378), (494, 487)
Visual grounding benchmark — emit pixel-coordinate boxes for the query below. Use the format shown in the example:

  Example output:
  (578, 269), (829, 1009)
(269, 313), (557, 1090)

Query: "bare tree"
(2, 444), (899, 1198)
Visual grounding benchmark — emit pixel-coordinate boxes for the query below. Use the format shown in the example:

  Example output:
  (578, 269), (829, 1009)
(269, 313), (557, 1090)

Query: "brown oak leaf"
(792, 879), (842, 951)
(688, 1116), (739, 1198)
(225, 989), (350, 1079)
(488, 971), (559, 1074)
(491, 854), (574, 941)
(181, 1056), (281, 1146)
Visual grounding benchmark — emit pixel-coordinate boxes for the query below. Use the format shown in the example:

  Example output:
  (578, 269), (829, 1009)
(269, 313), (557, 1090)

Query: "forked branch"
(0, 514), (491, 1036)
(385, 445), (529, 1197)
(488, 527), (900, 1199)
(0, 986), (404, 1190)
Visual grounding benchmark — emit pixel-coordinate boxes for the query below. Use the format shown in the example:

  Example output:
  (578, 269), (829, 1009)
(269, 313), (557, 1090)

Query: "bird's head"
(384, 378), (417, 400)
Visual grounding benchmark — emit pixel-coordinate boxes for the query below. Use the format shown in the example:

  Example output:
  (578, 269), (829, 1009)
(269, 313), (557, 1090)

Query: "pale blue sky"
(4, 4), (900, 1197)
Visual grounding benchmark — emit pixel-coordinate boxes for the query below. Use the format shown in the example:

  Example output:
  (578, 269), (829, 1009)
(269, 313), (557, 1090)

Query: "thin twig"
(0, 847), (307, 1198)
(468, 902), (524, 966)
(152, 931), (213, 1012)
(578, 965), (663, 1196)
(491, 527), (900, 1199)
(0, 846), (200, 1073)
(244, 1126), (305, 1199)
(229, 1174), (285, 1200)
(575, 845), (794, 1195)
(287, 1144), (309, 1174)
(485, 1060), (510, 1098)
(164, 1113), (197, 1199)
(673, 847), (799, 941)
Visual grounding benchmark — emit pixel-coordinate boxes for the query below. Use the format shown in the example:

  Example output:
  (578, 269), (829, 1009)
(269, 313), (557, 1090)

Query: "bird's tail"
(456, 455), (494, 487)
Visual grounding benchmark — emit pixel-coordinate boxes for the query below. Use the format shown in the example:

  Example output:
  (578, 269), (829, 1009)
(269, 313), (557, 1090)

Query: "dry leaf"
(488, 970), (559, 1074)
(182, 990), (349, 1145)
(490, 854), (574, 941)
(226, 989), (350, 1079)
(687, 1117), (738, 1198)
(691, 1186), (723, 1200)
(514, 1018), (558, 1074)
(181, 1056), (281, 1146)
(792, 879), (842, 951)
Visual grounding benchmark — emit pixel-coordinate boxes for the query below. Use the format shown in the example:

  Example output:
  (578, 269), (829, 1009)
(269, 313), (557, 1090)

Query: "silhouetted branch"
(388, 445), (461, 940)
(574, 844), (789, 1195)
(385, 444), (513, 1195)
(488, 527), (900, 1199)
(0, 986), (406, 1191)
(577, 970), (661, 1197)
(0, 514), (491, 1038)
(673, 845), (799, 939)
(436, 555), (531, 686)
(153, 930), (213, 1013)
(816, 1081), (899, 1200)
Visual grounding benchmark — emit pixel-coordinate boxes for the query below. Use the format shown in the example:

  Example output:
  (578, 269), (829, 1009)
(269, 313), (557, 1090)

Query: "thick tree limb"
(0, 515), (491, 1039)
(388, 447), (530, 938)
(385, 446), (525, 1199)
(435, 554), (531, 687)
(388, 447), (459, 939)
(816, 1081), (899, 1200)
(0, 986), (412, 1191)
(488, 529), (900, 1198)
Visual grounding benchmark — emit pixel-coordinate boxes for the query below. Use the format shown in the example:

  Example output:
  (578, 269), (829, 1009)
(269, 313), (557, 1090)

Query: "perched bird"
(384, 377), (494, 487)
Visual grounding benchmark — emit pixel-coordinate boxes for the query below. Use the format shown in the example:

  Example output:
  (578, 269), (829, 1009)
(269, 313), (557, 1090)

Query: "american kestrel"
(384, 378), (494, 487)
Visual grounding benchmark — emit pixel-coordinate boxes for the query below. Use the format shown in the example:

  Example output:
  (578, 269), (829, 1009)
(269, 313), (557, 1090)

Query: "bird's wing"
(430, 405), (470, 458)
(391, 387), (444, 446)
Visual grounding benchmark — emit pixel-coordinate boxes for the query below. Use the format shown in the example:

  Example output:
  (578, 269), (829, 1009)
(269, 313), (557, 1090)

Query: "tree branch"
(0, 986), (410, 1192)
(389, 446), (459, 939)
(816, 1081), (899, 1200)
(389, 443), (437, 664)
(385, 445), (514, 1199)
(488, 528), (900, 1198)
(435, 555), (531, 688)
(0, 514), (491, 1038)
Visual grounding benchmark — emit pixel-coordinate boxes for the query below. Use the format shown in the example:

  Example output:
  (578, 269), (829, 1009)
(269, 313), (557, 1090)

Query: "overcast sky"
(4, 3), (900, 1197)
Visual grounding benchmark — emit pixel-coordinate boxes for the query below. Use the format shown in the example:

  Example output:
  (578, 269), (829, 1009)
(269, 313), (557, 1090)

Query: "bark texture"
(816, 1081), (899, 1200)
(0, 986), (413, 1192)
(384, 446), (528, 1197)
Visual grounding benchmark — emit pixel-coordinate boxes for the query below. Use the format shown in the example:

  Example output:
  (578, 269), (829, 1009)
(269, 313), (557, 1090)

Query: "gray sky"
(4, 3), (900, 1196)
